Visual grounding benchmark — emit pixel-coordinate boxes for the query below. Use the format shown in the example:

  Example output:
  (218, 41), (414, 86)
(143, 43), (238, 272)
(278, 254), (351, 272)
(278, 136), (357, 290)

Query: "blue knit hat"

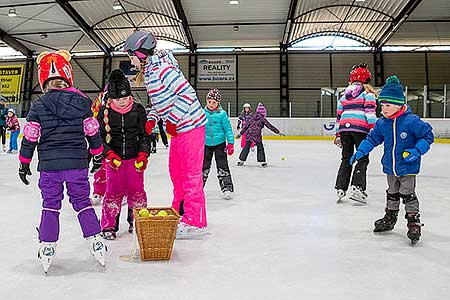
(378, 75), (405, 106)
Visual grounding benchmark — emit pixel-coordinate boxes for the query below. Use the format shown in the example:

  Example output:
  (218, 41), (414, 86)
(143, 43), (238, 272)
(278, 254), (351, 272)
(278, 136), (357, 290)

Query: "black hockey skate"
(406, 213), (423, 246)
(151, 147), (157, 154)
(374, 209), (399, 232)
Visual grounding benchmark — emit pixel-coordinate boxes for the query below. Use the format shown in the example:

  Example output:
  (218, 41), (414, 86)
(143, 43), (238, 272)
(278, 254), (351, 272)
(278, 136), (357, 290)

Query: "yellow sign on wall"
(0, 65), (24, 104)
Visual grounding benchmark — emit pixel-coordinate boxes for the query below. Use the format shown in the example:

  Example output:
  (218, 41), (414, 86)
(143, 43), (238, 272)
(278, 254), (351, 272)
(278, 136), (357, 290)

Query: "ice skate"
(38, 242), (56, 274)
(128, 224), (133, 233)
(87, 234), (107, 267)
(1, 145), (6, 152)
(348, 185), (367, 204)
(222, 190), (234, 200)
(176, 222), (207, 239)
(336, 189), (346, 203)
(102, 230), (116, 240)
(90, 194), (103, 205)
(260, 162), (268, 168)
(122, 196), (127, 206)
(237, 160), (244, 166)
(151, 147), (157, 154)
(406, 213), (423, 246)
(374, 209), (399, 232)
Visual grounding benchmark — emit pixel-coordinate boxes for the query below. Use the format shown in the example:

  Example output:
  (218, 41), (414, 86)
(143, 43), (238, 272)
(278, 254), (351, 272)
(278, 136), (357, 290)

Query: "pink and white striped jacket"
(144, 51), (206, 134)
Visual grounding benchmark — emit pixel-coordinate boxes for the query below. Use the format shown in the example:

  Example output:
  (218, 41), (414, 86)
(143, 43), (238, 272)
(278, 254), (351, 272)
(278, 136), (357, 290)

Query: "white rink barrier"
(229, 117), (450, 139)
(14, 118), (450, 139)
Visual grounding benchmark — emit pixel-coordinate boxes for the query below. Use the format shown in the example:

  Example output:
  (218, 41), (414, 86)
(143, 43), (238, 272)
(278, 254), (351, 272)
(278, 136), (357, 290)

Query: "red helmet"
(349, 63), (371, 84)
(37, 50), (73, 89)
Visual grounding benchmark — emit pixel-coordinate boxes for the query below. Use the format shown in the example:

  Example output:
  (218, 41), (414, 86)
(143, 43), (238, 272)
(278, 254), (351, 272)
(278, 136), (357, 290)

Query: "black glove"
(19, 162), (32, 185)
(90, 153), (103, 173)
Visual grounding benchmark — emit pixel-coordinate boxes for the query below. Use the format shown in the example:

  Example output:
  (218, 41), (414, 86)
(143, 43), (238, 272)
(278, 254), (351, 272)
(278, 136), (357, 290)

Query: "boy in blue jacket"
(350, 76), (434, 245)
(202, 88), (235, 199)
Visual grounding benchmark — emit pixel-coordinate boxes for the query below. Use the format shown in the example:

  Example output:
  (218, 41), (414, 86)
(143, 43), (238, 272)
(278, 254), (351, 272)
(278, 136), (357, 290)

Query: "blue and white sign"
(198, 57), (236, 82)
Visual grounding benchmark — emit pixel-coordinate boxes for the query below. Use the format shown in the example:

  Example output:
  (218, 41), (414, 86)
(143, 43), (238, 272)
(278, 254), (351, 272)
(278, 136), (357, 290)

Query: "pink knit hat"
(256, 102), (267, 117)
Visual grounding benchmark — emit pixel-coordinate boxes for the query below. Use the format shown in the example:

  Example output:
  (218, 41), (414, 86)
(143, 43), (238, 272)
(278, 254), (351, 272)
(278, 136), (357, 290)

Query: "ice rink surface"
(0, 140), (449, 300)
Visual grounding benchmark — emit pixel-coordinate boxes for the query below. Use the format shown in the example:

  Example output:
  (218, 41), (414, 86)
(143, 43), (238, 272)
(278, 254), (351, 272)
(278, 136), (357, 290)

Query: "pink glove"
(225, 144), (234, 156)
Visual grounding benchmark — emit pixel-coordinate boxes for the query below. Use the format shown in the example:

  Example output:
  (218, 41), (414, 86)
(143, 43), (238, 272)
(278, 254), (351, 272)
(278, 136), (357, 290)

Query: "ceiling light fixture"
(233, 25), (240, 32)
(8, 8), (17, 17)
(40, 33), (48, 39)
(229, 0), (240, 5)
(113, 0), (123, 10)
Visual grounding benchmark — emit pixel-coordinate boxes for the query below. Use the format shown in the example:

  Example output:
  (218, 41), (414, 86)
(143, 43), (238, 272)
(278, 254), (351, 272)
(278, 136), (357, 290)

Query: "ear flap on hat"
(36, 51), (49, 64)
(56, 50), (72, 62)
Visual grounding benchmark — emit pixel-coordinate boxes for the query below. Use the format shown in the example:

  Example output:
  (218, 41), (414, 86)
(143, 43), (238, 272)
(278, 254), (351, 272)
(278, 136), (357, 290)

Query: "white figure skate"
(176, 222), (207, 239)
(348, 185), (368, 204)
(87, 234), (107, 267)
(38, 242), (56, 274)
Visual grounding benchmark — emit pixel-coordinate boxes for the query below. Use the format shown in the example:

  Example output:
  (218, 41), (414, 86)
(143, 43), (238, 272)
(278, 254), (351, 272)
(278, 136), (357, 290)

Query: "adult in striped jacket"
(124, 31), (207, 239)
(334, 63), (377, 204)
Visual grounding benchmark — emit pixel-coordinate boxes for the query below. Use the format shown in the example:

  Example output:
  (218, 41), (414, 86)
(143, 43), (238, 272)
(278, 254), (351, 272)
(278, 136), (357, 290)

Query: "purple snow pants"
(38, 168), (101, 242)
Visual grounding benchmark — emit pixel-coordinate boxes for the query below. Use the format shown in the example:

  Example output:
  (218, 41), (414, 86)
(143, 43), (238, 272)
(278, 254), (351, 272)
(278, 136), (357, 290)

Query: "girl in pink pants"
(124, 31), (208, 238)
(97, 69), (150, 240)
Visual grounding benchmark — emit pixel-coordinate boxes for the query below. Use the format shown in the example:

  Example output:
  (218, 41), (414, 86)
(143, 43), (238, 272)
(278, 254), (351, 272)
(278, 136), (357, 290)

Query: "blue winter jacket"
(357, 106), (434, 176)
(204, 107), (234, 146)
(20, 89), (102, 171)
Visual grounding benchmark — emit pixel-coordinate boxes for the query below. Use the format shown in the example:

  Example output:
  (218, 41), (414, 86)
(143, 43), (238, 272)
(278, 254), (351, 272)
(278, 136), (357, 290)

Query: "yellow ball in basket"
(113, 159), (121, 168)
(138, 208), (150, 217)
(135, 161), (144, 169)
(156, 210), (169, 217)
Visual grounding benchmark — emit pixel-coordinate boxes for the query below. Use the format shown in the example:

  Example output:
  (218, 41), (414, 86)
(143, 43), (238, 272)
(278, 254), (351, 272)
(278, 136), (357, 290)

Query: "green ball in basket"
(156, 210), (168, 217)
(138, 208), (150, 217)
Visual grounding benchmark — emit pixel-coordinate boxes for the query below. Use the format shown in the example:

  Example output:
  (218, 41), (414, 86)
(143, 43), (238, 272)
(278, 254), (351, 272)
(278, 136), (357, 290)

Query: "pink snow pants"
(93, 160), (106, 196)
(241, 133), (255, 149)
(169, 126), (207, 228)
(101, 159), (147, 230)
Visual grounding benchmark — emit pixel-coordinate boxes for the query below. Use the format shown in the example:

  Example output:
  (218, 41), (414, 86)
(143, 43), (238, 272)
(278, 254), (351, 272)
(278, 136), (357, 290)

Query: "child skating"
(0, 97), (7, 152)
(237, 103), (254, 151)
(351, 76), (434, 245)
(97, 69), (150, 240)
(236, 102), (284, 167)
(334, 63), (377, 203)
(18, 50), (106, 273)
(202, 88), (235, 199)
(6, 108), (20, 154)
(124, 31), (208, 238)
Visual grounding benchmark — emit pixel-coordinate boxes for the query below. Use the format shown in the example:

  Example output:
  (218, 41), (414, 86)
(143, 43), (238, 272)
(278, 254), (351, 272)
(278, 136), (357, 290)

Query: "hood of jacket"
(40, 89), (89, 119)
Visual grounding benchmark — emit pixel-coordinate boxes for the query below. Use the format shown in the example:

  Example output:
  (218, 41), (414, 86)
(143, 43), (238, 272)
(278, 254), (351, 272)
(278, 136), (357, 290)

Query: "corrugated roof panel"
(408, 0), (450, 20)
(387, 23), (450, 46)
(2, 4), (79, 34)
(71, 0), (187, 49)
(191, 24), (285, 47)
(290, 0), (412, 45)
(182, 0), (290, 23)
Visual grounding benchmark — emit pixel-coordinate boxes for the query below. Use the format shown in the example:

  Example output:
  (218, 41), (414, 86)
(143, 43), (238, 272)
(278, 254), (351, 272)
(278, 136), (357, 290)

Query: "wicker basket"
(133, 207), (180, 261)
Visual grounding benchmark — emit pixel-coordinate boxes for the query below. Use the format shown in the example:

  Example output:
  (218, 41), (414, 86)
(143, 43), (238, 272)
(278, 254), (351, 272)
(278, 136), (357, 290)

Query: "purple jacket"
(237, 111), (253, 130)
(239, 112), (280, 143)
